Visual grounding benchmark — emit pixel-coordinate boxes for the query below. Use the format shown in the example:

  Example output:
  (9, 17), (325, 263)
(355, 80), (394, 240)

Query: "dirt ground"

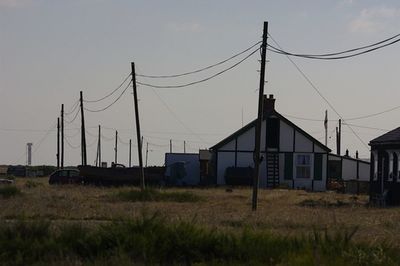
(2, 177), (400, 247)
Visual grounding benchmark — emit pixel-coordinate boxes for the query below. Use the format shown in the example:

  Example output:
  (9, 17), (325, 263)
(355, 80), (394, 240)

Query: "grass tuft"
(0, 216), (399, 265)
(115, 188), (202, 203)
(25, 180), (43, 188)
(0, 185), (21, 198)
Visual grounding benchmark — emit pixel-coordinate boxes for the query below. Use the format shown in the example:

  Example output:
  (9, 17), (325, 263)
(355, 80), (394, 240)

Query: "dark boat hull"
(78, 165), (165, 186)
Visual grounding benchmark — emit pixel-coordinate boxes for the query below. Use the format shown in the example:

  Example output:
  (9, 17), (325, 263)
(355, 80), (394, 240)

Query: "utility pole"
(336, 119), (342, 155)
(184, 141), (186, 153)
(114, 130), (118, 164)
(61, 104), (64, 169)
(145, 142), (149, 167)
(324, 110), (328, 146)
(129, 139), (132, 167)
(96, 125), (101, 167)
(338, 119), (341, 156)
(170, 139), (172, 153)
(57, 117), (60, 169)
(80, 91), (87, 166)
(131, 62), (145, 190)
(252, 21), (268, 211)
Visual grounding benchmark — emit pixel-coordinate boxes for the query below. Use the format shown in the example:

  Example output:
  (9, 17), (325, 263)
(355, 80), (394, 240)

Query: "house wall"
(342, 159), (357, 180)
(217, 152), (235, 185)
(295, 131), (313, 152)
(237, 127), (255, 151)
(359, 162), (370, 181)
(214, 117), (329, 191)
(280, 121), (293, 152)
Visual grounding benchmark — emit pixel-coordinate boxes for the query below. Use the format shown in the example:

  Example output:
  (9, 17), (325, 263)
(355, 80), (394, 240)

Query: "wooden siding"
(295, 131), (313, 152)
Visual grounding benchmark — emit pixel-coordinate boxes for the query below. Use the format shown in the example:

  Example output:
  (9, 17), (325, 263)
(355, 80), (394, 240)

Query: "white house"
(210, 95), (331, 191)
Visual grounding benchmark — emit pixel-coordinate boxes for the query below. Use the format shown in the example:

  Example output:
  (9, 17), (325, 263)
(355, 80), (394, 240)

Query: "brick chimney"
(263, 94), (275, 113)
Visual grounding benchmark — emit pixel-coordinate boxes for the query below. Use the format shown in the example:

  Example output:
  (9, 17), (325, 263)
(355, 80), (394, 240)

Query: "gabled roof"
(210, 110), (331, 152)
(369, 127), (400, 145)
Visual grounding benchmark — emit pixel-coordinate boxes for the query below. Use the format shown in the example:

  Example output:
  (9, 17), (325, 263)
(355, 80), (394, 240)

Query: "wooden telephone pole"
(61, 104), (64, 169)
(57, 117), (60, 169)
(114, 130), (118, 164)
(336, 119), (341, 155)
(80, 91), (87, 166)
(129, 139), (132, 167)
(131, 62), (145, 190)
(252, 21), (268, 211)
(96, 125), (101, 167)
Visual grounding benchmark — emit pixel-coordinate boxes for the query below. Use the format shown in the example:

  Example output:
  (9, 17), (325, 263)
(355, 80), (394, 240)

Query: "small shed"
(164, 153), (200, 186)
(328, 153), (370, 194)
(369, 127), (400, 205)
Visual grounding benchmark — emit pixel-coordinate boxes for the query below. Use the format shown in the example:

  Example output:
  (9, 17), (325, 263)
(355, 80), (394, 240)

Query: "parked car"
(49, 169), (83, 185)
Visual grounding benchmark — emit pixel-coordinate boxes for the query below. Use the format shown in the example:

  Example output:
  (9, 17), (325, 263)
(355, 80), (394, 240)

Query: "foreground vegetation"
(115, 187), (202, 202)
(1, 214), (399, 265)
(1, 177), (400, 264)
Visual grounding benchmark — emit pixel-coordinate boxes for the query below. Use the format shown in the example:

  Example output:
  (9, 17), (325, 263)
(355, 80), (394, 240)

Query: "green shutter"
(284, 153), (293, 180)
(314, 154), (323, 180)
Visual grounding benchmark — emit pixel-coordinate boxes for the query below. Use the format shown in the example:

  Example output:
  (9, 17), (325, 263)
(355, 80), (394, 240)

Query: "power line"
(345, 105), (400, 121)
(137, 41), (261, 78)
(342, 123), (390, 132)
(65, 137), (80, 149)
(149, 87), (207, 144)
(84, 80), (132, 112)
(268, 33), (369, 151)
(283, 103), (400, 122)
(137, 48), (259, 89)
(83, 73), (132, 103)
(64, 107), (80, 124)
(271, 33), (400, 57)
(267, 33), (400, 60)
(64, 99), (80, 115)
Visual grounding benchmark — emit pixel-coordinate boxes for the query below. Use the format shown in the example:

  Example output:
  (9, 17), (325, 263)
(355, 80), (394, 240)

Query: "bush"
(0, 186), (21, 198)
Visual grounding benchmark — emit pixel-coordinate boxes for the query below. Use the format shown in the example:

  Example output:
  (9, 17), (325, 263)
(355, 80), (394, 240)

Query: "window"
(296, 154), (311, 178)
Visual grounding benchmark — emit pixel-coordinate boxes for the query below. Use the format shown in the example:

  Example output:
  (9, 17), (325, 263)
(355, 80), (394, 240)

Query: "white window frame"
(295, 154), (312, 179)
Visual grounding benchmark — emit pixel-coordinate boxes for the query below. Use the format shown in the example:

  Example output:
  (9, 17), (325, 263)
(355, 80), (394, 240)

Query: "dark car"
(49, 169), (83, 185)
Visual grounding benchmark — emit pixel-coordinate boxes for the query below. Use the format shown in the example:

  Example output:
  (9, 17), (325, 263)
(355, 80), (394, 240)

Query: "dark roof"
(369, 127), (400, 145)
(210, 110), (331, 152)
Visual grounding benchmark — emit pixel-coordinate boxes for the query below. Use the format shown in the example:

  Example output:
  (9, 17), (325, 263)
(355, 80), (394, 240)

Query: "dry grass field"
(2, 177), (400, 248)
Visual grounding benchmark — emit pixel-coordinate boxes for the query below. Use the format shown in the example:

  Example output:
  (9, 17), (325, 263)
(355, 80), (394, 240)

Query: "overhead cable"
(268, 33), (400, 58)
(268, 33), (370, 151)
(149, 87), (207, 144)
(137, 41), (262, 78)
(64, 107), (80, 124)
(83, 73), (132, 103)
(84, 80), (132, 112)
(267, 35), (400, 60)
(65, 99), (80, 115)
(137, 48), (259, 89)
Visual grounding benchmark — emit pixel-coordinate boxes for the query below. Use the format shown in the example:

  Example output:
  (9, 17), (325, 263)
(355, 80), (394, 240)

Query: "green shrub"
(0, 186), (21, 198)
(116, 188), (201, 203)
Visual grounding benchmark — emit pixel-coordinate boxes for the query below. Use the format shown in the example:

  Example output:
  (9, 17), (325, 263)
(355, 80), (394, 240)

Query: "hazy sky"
(1, 0), (400, 166)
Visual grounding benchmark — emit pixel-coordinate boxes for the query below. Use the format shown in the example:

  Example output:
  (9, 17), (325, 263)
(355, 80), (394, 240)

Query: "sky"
(1, 0), (400, 166)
